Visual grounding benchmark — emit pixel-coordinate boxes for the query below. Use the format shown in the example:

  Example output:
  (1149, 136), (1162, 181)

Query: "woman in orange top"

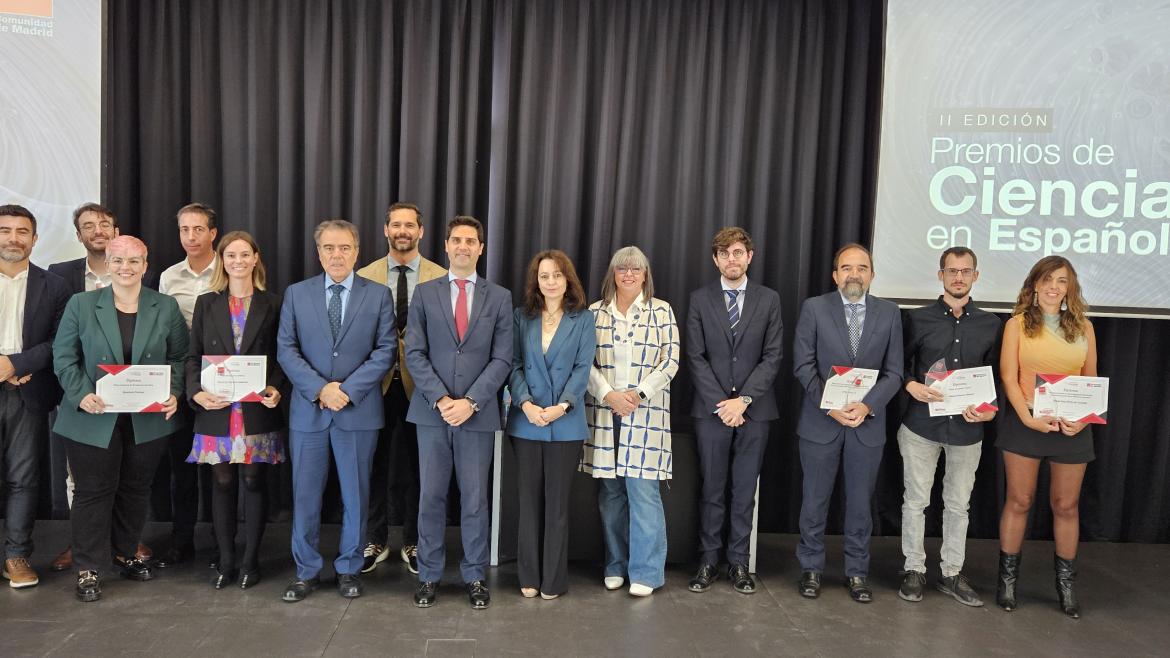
(995, 256), (1097, 619)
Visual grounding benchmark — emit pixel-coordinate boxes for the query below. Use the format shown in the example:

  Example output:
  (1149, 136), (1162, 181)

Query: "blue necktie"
(726, 290), (740, 336)
(329, 284), (344, 341)
(846, 303), (862, 359)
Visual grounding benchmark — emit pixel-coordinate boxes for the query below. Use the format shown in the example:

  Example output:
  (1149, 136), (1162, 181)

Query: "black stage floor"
(1, 521), (1166, 657)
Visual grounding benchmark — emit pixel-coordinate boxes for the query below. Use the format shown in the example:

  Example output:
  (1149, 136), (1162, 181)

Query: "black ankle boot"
(996, 551), (1021, 611)
(1054, 553), (1080, 619)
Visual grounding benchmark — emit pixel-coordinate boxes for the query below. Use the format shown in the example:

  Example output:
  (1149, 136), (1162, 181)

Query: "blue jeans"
(598, 476), (667, 588)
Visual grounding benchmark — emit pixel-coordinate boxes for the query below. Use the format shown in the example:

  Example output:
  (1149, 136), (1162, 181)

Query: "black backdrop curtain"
(91, 0), (1168, 543)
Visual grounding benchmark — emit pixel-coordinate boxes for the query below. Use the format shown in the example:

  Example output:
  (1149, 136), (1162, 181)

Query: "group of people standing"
(0, 201), (1096, 619)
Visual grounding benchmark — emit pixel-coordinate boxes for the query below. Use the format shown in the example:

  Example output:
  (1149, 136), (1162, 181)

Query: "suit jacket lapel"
(542, 311), (574, 367)
(460, 278), (489, 345)
(131, 292), (161, 362)
(853, 294), (879, 361)
(827, 292), (854, 365)
(710, 284), (734, 347)
(312, 275), (334, 345)
(21, 267), (45, 348)
(436, 279), (459, 343)
(238, 293), (268, 354)
(334, 277), (367, 345)
(95, 288), (125, 365)
(733, 282), (761, 347)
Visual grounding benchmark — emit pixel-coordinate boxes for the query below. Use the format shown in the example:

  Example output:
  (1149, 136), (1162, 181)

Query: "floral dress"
(187, 295), (285, 464)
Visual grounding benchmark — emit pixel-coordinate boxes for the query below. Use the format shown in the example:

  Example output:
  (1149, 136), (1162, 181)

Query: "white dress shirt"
(84, 259), (112, 291)
(448, 271), (478, 317)
(160, 256), (218, 328)
(0, 268), (28, 355)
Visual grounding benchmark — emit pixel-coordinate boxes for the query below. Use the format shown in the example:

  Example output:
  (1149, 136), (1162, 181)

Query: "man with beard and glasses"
(792, 243), (903, 604)
(0, 205), (71, 588)
(47, 203), (157, 573)
(356, 203), (446, 575)
(897, 247), (1001, 607)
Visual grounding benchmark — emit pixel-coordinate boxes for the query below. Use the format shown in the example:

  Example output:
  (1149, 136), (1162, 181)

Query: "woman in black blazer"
(185, 231), (286, 589)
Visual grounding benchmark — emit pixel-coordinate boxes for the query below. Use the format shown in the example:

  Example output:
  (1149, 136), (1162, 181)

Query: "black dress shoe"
(154, 545), (193, 568)
(847, 576), (873, 603)
(688, 563), (718, 592)
(76, 570), (101, 602)
(467, 580), (491, 609)
(239, 571), (262, 590)
(415, 580), (438, 608)
(114, 556), (155, 582)
(337, 573), (364, 598)
(798, 571), (821, 598)
(212, 569), (237, 589)
(728, 564), (757, 594)
(282, 577), (319, 603)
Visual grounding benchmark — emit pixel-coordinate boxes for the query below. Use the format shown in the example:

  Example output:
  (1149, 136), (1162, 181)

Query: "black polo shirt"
(901, 297), (1003, 446)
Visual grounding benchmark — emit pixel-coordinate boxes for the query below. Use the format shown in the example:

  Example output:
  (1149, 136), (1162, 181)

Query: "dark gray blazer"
(405, 276), (513, 432)
(686, 280), (784, 421)
(792, 290), (903, 447)
(49, 256), (159, 295)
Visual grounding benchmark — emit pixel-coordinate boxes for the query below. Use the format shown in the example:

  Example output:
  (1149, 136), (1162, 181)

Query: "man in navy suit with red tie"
(405, 216), (512, 610)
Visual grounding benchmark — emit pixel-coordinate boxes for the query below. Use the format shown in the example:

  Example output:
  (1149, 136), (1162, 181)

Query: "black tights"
(211, 463), (267, 573)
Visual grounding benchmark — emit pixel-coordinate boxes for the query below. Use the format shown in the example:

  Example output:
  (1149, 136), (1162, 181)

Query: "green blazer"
(53, 286), (189, 448)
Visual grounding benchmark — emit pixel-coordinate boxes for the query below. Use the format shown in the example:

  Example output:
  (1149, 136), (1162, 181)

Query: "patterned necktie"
(395, 265), (409, 334)
(726, 290), (740, 336)
(454, 279), (470, 341)
(328, 284), (344, 341)
(846, 303), (862, 359)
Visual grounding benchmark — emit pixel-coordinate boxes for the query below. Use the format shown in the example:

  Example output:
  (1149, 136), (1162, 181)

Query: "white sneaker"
(629, 582), (654, 597)
(603, 576), (624, 590)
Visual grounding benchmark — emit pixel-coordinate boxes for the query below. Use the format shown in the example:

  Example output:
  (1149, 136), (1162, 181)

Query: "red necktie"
(455, 279), (469, 341)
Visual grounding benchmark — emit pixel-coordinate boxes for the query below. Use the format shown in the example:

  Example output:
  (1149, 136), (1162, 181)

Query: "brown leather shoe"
(135, 543), (153, 561)
(50, 547), (73, 572)
(3, 557), (40, 588)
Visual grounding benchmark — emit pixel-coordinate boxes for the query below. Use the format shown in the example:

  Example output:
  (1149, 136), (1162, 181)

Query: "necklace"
(543, 310), (563, 326)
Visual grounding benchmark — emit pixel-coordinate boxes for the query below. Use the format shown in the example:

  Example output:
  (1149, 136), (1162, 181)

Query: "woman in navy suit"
(507, 250), (596, 599)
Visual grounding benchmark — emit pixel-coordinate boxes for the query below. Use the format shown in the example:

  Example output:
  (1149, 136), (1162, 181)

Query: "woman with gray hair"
(581, 246), (680, 596)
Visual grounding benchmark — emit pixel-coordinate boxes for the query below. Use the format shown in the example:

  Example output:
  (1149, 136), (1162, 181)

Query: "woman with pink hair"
(53, 235), (189, 602)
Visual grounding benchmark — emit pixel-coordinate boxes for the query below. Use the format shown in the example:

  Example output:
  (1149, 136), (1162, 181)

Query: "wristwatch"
(637, 389), (648, 400)
(740, 395), (753, 406)
(560, 401), (572, 413)
(465, 396), (481, 413)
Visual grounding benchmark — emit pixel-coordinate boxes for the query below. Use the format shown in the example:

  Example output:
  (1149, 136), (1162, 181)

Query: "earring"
(1032, 292), (1038, 306)
(1060, 299), (1067, 312)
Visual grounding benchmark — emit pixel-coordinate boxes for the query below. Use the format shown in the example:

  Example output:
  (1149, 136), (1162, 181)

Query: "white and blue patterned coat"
(580, 295), (680, 480)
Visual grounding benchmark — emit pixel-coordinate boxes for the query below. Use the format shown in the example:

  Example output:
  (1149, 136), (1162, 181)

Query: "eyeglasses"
(716, 249), (748, 260)
(108, 257), (145, 267)
(79, 221), (114, 232)
(941, 268), (976, 278)
(615, 266), (644, 275)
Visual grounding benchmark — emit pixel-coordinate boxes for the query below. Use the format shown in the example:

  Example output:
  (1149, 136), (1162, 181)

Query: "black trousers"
(512, 437), (582, 596)
(367, 377), (419, 547)
(67, 419), (168, 573)
(695, 416), (769, 567)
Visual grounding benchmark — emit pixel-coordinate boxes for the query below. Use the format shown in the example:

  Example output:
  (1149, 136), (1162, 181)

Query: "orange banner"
(0, 0), (53, 18)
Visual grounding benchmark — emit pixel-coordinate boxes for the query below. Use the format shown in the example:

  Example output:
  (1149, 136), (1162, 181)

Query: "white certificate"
(927, 366), (999, 417)
(95, 365), (171, 413)
(1033, 375), (1109, 424)
(200, 355), (268, 402)
(819, 366), (879, 410)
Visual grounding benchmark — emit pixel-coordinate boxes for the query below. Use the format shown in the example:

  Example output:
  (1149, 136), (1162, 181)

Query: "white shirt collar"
(720, 276), (747, 293)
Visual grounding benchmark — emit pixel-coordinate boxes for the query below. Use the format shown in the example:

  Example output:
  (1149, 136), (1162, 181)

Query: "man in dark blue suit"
(276, 219), (395, 602)
(686, 227), (783, 595)
(792, 243), (903, 603)
(405, 215), (512, 610)
(0, 206), (71, 588)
